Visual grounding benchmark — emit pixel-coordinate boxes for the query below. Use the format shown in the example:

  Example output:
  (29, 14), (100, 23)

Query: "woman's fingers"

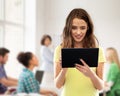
(76, 64), (87, 71)
(75, 59), (89, 68)
(76, 65), (88, 75)
(75, 64), (85, 69)
(80, 59), (89, 67)
(76, 65), (84, 72)
(76, 59), (94, 77)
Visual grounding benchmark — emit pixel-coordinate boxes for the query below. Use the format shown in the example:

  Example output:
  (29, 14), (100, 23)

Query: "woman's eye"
(72, 26), (77, 30)
(80, 26), (87, 30)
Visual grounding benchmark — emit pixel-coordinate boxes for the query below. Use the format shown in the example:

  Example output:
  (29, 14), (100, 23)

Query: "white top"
(40, 45), (54, 72)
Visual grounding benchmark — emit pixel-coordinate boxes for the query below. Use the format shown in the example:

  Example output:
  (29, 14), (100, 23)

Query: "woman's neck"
(74, 42), (83, 48)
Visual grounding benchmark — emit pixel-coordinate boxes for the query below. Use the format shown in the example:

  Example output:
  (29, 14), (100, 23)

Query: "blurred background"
(0, 0), (120, 81)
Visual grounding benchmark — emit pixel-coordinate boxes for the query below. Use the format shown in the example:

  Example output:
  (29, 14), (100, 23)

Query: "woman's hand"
(75, 59), (95, 78)
(76, 59), (104, 90)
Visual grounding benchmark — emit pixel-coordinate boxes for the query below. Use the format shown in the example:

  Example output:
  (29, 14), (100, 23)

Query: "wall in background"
(36, 0), (45, 65)
(24, 0), (36, 53)
(36, 0), (120, 58)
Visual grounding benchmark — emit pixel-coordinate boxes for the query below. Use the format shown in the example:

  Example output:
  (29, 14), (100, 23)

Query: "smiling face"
(71, 18), (88, 46)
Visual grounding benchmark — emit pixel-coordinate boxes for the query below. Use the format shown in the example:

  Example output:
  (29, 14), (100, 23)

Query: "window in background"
(0, 26), (4, 47)
(5, 0), (24, 24)
(0, 0), (4, 20)
(4, 0), (24, 51)
(0, 0), (25, 78)
(4, 24), (24, 78)
(0, 0), (4, 47)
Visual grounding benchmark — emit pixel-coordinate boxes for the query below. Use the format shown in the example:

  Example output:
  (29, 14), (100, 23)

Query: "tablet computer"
(62, 48), (99, 68)
(35, 70), (44, 84)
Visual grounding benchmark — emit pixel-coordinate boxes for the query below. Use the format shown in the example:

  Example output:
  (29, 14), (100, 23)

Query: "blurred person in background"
(0, 48), (18, 94)
(105, 47), (120, 96)
(40, 35), (60, 95)
(17, 52), (57, 96)
(40, 34), (53, 73)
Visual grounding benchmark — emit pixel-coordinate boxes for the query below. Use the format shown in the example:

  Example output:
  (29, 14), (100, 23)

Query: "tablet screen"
(62, 48), (99, 68)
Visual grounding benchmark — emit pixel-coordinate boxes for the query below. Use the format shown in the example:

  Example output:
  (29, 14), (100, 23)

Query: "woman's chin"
(74, 39), (83, 43)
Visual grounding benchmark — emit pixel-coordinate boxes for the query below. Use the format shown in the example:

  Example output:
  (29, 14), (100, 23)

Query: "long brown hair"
(62, 8), (98, 48)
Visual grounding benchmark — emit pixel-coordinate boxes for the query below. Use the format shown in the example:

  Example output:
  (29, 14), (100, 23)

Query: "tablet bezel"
(61, 48), (99, 68)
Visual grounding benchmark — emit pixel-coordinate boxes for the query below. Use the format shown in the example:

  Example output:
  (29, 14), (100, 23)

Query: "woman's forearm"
(55, 69), (67, 88)
(90, 73), (104, 90)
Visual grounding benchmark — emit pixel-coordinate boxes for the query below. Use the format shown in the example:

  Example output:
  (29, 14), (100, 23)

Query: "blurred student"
(105, 47), (120, 96)
(17, 52), (57, 96)
(40, 35), (53, 72)
(40, 35), (60, 94)
(0, 48), (18, 94)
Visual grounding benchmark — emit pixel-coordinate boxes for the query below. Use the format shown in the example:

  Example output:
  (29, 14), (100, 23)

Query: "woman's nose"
(76, 29), (81, 34)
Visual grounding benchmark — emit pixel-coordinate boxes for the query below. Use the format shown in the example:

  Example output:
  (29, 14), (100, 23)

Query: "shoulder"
(98, 46), (104, 52)
(55, 45), (62, 52)
(0, 64), (4, 69)
(98, 46), (104, 55)
(98, 46), (106, 63)
(0, 65), (6, 77)
(54, 45), (62, 55)
(111, 63), (119, 69)
(41, 45), (47, 51)
(55, 45), (62, 49)
(109, 63), (120, 74)
(19, 69), (34, 80)
(54, 45), (62, 62)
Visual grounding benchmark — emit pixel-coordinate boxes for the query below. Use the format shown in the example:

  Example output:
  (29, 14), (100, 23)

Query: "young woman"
(17, 52), (57, 96)
(105, 47), (120, 96)
(54, 8), (106, 96)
